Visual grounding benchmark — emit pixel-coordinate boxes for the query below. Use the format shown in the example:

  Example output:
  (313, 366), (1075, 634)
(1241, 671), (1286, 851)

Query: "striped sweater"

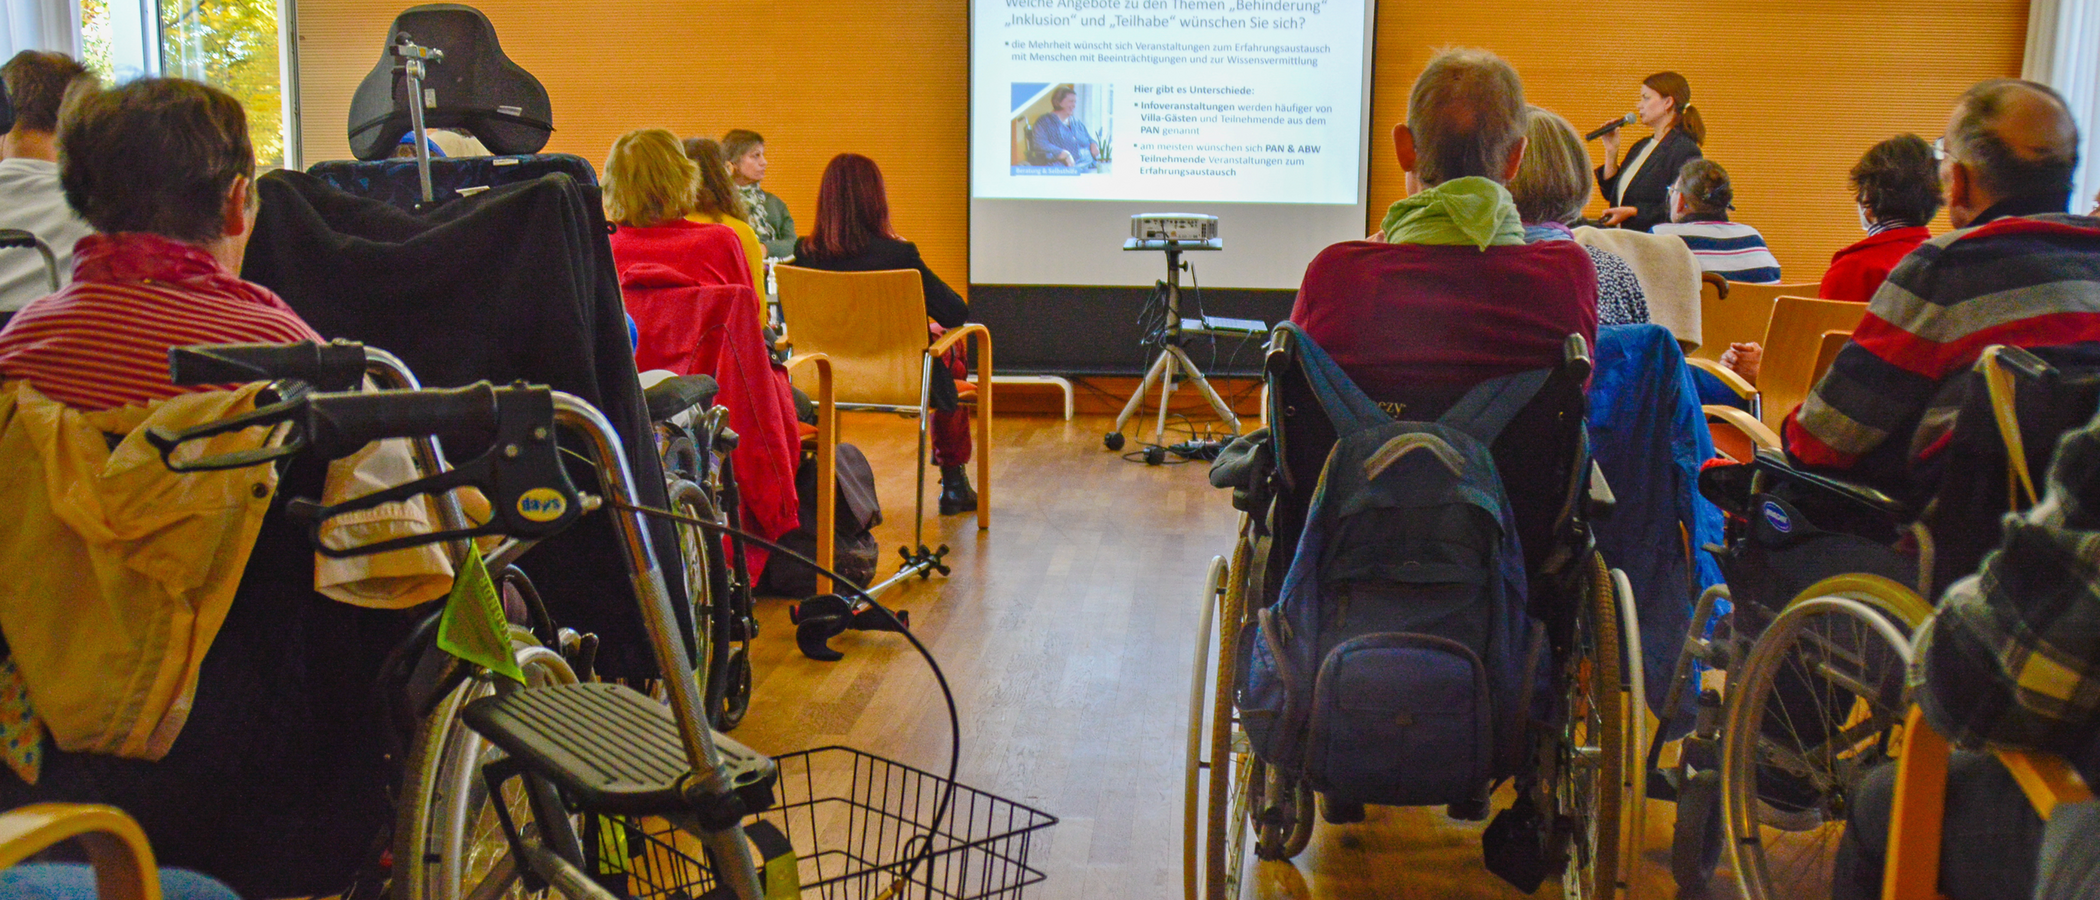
(0, 232), (320, 410)
(1785, 211), (2100, 473)
(1652, 218), (1783, 284)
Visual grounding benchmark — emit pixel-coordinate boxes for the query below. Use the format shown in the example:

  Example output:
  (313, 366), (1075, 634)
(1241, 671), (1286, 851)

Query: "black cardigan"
(793, 235), (969, 328)
(1596, 128), (1703, 234)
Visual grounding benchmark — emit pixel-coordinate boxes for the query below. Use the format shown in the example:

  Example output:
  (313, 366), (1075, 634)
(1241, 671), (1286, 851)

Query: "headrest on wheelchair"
(346, 3), (552, 161)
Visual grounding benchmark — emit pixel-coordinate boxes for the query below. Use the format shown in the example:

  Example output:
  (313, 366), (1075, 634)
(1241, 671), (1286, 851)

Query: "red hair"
(805, 153), (896, 260)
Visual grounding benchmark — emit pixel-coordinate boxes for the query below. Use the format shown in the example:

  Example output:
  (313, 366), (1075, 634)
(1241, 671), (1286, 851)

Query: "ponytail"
(1678, 103), (1707, 146)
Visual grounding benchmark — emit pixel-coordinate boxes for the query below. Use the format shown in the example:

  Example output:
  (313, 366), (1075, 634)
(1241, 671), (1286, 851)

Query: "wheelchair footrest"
(462, 681), (777, 816)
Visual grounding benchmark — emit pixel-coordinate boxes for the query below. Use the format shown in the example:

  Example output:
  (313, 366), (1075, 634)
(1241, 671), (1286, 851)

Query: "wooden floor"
(728, 411), (1758, 900)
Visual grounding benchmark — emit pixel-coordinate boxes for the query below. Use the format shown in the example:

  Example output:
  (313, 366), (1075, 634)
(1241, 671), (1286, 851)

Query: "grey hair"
(1509, 105), (1590, 224)
(1407, 47), (1527, 186)
(1949, 79), (2079, 201)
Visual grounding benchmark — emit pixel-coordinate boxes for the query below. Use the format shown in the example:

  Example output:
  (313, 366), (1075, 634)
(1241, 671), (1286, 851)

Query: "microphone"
(1585, 113), (1637, 141)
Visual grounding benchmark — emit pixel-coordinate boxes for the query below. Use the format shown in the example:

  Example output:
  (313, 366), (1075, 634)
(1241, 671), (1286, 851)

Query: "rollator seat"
(461, 682), (777, 815)
(643, 373), (718, 423)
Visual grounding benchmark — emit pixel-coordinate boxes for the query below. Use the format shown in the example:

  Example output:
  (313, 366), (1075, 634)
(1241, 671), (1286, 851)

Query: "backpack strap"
(1437, 368), (1553, 446)
(1276, 322), (1394, 437)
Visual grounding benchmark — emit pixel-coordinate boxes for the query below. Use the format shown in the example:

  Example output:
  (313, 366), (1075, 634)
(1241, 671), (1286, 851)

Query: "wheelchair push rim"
(1720, 591), (1917, 900)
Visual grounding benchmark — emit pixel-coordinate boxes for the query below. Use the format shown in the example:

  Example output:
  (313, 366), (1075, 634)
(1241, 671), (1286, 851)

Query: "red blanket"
(617, 261), (799, 576)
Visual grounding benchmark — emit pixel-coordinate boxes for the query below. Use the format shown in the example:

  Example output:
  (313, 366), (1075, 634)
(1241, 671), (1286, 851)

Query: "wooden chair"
(0, 803), (163, 900)
(773, 266), (993, 544)
(1757, 295), (1868, 429)
(1882, 706), (2093, 900)
(1687, 279), (1820, 364)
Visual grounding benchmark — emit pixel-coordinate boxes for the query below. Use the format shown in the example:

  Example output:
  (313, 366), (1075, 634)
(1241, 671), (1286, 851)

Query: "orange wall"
(296, 0), (2028, 294)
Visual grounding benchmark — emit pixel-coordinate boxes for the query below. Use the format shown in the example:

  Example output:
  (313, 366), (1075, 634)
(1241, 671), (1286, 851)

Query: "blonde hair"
(603, 128), (697, 227)
(1510, 106), (1592, 225)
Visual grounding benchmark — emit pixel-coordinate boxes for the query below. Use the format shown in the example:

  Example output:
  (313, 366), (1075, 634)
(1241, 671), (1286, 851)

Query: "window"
(77, 0), (295, 167)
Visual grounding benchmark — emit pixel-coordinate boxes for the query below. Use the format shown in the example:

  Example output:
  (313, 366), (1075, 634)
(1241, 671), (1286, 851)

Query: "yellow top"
(688, 212), (766, 295)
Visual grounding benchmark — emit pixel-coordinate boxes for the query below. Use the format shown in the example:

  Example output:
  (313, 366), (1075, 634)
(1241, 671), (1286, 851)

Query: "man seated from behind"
(0, 51), (96, 322)
(1785, 79), (2100, 487)
(1653, 159), (1782, 284)
(1290, 47), (1597, 405)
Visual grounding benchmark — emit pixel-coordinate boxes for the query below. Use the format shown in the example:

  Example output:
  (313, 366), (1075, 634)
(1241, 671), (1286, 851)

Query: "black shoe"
(939, 465), (978, 515)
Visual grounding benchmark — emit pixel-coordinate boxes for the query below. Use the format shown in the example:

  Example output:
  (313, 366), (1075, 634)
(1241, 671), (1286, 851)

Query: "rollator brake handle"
(145, 393), (312, 472)
(285, 383), (585, 557)
(170, 341), (369, 393)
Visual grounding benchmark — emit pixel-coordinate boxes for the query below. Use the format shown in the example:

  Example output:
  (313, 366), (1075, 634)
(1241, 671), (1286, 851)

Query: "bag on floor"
(1235, 372), (1548, 810)
(759, 442), (881, 595)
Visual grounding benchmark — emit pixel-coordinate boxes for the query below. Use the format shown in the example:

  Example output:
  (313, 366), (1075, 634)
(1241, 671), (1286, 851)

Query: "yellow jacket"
(0, 381), (281, 759)
(0, 381), (456, 761)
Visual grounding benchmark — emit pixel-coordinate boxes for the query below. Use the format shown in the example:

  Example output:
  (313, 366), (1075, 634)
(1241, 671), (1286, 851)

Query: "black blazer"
(793, 235), (968, 328)
(1596, 128), (1703, 234)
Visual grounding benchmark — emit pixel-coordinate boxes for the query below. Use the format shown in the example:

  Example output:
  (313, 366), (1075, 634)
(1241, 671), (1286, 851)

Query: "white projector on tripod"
(1130, 212), (1219, 243)
(1105, 213), (1260, 451)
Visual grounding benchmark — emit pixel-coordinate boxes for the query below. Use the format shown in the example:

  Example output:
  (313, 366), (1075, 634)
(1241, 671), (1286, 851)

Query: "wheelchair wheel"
(393, 632), (580, 900)
(1185, 532), (1277, 900)
(1558, 555), (1628, 900)
(1720, 582), (1920, 900)
(669, 479), (716, 691)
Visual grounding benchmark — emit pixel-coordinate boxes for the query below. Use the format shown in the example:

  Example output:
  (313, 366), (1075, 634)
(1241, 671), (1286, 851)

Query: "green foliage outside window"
(77, 0), (287, 167)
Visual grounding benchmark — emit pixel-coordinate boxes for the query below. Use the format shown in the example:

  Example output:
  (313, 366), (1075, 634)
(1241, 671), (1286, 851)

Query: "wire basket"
(586, 746), (1058, 900)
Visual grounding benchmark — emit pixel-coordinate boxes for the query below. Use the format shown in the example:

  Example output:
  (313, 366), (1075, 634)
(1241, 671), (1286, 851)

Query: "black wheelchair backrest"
(347, 4), (553, 161)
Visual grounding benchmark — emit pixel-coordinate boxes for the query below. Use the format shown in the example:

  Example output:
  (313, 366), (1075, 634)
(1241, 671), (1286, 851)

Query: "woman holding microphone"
(1596, 71), (1705, 231)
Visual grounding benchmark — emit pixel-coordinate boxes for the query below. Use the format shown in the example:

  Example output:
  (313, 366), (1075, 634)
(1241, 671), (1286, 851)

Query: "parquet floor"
(727, 411), (1740, 900)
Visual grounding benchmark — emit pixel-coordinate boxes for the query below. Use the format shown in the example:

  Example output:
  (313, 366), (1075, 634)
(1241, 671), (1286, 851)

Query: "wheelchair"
(642, 372), (759, 731)
(1655, 344), (2100, 900)
(1187, 325), (1645, 900)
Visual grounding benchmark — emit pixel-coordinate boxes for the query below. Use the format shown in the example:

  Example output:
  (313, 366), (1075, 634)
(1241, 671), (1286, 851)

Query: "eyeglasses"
(1933, 136), (1947, 161)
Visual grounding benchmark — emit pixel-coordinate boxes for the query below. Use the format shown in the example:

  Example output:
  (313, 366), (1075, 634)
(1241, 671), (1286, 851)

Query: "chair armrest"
(927, 322), (991, 357)
(1702, 270), (1730, 299)
(784, 353), (836, 593)
(1705, 405), (1782, 454)
(0, 803), (161, 900)
(1749, 447), (1912, 518)
(1687, 357), (1759, 399)
(1998, 749), (2093, 821)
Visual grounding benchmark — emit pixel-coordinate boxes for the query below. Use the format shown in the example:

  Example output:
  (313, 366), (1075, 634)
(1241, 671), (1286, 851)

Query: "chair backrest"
(1574, 225), (1702, 349)
(1688, 279), (1818, 363)
(1757, 295), (1868, 427)
(1812, 330), (1851, 386)
(774, 266), (931, 408)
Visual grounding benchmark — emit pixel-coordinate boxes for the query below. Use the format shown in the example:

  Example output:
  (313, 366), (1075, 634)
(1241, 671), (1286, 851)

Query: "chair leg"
(915, 356), (934, 553)
(975, 331), (992, 531)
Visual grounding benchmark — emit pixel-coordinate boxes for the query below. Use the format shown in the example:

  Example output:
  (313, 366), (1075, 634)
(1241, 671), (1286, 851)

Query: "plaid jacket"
(1913, 407), (2100, 755)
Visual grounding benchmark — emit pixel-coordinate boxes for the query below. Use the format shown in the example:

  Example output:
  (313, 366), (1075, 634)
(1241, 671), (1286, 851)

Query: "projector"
(1131, 213), (1218, 242)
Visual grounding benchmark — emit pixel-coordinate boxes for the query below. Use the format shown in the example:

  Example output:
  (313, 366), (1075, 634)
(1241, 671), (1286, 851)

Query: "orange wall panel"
(297, 0), (2026, 297)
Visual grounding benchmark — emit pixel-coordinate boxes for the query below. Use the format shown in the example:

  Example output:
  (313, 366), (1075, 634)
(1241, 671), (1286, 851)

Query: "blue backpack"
(1236, 364), (1549, 811)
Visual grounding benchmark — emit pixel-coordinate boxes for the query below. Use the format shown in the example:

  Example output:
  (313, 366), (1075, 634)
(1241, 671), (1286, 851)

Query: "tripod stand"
(1104, 238), (1254, 451)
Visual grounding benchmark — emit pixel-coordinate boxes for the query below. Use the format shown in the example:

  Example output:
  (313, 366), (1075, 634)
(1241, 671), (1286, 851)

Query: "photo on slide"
(1010, 82), (1112, 176)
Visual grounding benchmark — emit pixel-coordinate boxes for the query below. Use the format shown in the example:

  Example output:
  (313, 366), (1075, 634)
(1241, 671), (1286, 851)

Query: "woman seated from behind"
(1721, 134), (1941, 382)
(793, 153), (977, 514)
(683, 136), (766, 294)
(604, 128), (752, 292)
(1510, 105), (1651, 326)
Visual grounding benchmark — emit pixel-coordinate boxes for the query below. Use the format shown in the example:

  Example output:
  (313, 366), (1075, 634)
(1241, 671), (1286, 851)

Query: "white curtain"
(2025, 0), (2100, 210)
(1, 0), (83, 60)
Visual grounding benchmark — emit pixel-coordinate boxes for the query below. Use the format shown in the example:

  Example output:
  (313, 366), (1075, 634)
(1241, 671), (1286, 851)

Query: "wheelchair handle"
(170, 341), (371, 393)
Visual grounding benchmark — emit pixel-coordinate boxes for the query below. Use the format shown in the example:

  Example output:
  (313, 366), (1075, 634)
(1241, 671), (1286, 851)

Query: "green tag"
(437, 551), (525, 683)
(746, 821), (800, 900)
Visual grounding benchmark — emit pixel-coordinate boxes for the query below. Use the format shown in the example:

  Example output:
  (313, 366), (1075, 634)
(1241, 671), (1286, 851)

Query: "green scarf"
(1379, 176), (1525, 250)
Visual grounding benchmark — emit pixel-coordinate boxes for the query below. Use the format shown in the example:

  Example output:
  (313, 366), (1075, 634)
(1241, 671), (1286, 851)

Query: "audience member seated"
(792, 152), (979, 514)
(1718, 135), (1945, 383)
(1289, 48), (1597, 406)
(684, 136), (766, 292)
(604, 128), (752, 291)
(1654, 159), (1783, 284)
(1785, 79), (2100, 487)
(1822, 134), (1942, 302)
(1029, 84), (1096, 169)
(0, 78), (434, 899)
(724, 128), (797, 259)
(1511, 105), (1650, 326)
(0, 52), (96, 321)
(1830, 406), (2100, 900)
